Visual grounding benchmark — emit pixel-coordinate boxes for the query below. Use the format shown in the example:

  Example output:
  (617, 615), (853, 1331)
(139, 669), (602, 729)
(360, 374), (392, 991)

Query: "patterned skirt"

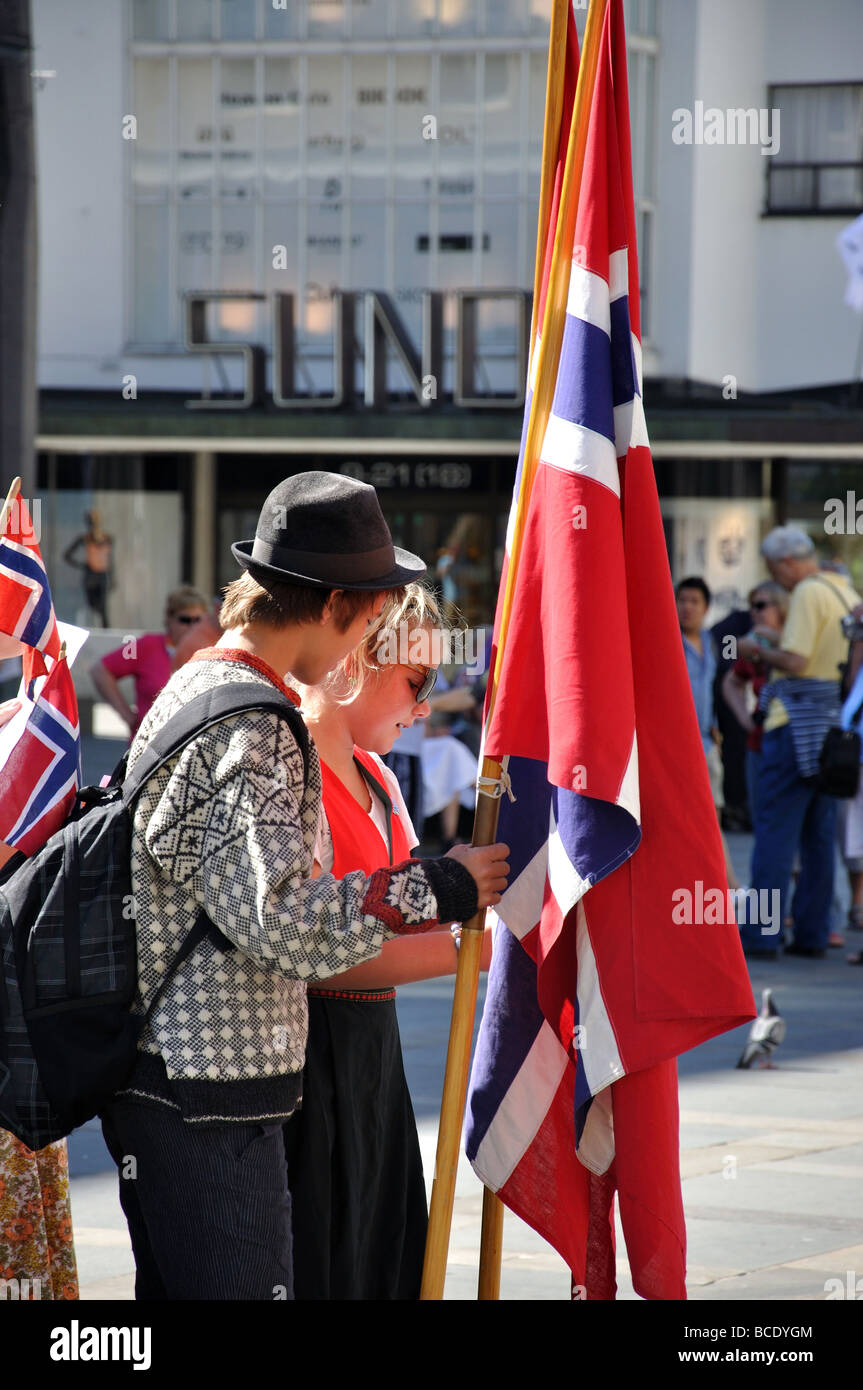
(286, 989), (427, 1300)
(0, 1131), (79, 1299)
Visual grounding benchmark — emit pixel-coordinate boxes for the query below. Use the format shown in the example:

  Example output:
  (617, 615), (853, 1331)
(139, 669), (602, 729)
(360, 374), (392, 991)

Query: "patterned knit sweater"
(118, 649), (475, 1123)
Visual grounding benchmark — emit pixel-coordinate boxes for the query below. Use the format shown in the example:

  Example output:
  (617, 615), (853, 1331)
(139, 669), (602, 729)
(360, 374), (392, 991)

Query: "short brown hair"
(219, 570), (393, 633)
(165, 586), (209, 618)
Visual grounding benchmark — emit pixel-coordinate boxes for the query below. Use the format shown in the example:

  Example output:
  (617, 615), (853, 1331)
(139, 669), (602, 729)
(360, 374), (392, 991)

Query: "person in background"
(63, 509), (113, 628)
(90, 585), (208, 740)
(721, 582), (789, 826)
(711, 602), (754, 830)
(676, 576), (740, 891)
(840, 602), (863, 961)
(290, 583), (492, 1299)
(170, 593), (223, 673)
(738, 527), (861, 958)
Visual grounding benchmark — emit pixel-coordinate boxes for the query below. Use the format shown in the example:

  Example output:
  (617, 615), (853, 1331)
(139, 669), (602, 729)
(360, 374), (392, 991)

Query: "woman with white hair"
(288, 583), (492, 1299)
(737, 528), (861, 958)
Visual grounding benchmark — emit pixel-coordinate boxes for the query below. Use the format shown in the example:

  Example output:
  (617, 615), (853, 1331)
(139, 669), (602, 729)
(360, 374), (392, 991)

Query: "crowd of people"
(676, 525), (863, 960)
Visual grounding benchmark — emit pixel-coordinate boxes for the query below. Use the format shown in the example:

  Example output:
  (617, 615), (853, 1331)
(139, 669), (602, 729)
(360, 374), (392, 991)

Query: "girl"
(288, 583), (490, 1300)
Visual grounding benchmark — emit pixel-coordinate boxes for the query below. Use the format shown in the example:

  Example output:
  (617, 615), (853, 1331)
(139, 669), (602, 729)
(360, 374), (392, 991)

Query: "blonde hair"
(748, 580), (790, 622)
(165, 585), (209, 618)
(301, 582), (445, 711)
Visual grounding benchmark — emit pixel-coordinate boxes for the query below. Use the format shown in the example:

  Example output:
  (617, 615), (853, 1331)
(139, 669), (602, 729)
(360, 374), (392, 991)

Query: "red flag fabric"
(466, 0), (755, 1299)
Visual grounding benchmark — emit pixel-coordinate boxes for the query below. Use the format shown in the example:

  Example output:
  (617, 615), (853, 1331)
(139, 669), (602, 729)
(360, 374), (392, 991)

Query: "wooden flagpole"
(475, 0), (610, 1300)
(0, 477), (22, 536)
(420, 0), (610, 1302)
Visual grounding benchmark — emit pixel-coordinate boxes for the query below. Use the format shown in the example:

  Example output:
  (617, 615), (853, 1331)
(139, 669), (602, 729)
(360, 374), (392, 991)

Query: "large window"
(128, 0), (660, 384)
(766, 83), (863, 215)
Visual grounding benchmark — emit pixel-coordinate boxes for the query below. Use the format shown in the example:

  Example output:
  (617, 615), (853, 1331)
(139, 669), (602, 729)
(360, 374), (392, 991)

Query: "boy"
(101, 472), (508, 1300)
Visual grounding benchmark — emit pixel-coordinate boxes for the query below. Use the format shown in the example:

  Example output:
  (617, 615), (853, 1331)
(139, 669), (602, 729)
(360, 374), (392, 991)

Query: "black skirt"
(286, 989), (428, 1300)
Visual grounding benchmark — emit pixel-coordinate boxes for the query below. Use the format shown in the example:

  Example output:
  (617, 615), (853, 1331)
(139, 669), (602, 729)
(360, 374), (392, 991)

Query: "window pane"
(481, 201), (520, 286)
(819, 165), (863, 209)
(349, 55), (389, 202)
(178, 59), (215, 199)
(306, 56), (347, 194)
(439, 54), (477, 178)
(177, 0), (214, 40)
(264, 0), (301, 37)
(178, 202), (214, 302)
(527, 52), (547, 206)
(349, 0), (391, 39)
(263, 202), (300, 295)
(220, 0), (257, 39)
(132, 59), (171, 195)
(394, 0), (435, 37)
(769, 166), (815, 210)
(263, 57), (301, 195)
(482, 53), (521, 199)
(438, 201), (478, 289)
(133, 203), (172, 341)
(308, 0), (347, 38)
(349, 200), (388, 288)
(393, 55), (431, 198)
(305, 200), (345, 324)
(393, 202), (430, 332)
(484, 0), (526, 37)
(131, 0), (172, 40)
(218, 58), (257, 195)
(528, 0), (553, 36)
(439, 0), (477, 38)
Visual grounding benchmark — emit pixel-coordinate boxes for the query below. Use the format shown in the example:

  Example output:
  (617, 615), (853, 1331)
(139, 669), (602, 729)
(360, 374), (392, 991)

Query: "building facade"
(30, 0), (863, 640)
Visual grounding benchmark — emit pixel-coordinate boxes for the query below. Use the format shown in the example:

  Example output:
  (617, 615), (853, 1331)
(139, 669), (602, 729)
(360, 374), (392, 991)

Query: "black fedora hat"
(231, 471), (426, 591)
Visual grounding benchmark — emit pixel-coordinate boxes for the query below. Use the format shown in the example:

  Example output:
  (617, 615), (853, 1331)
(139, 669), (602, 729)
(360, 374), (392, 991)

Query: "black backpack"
(0, 682), (308, 1151)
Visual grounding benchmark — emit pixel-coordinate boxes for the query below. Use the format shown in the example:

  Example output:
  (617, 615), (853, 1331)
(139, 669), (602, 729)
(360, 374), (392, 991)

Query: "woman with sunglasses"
(90, 585), (208, 741)
(287, 583), (491, 1300)
(722, 582), (789, 823)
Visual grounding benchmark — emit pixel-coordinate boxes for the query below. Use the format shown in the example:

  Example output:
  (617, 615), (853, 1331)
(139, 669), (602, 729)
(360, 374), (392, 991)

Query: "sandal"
(828, 931), (845, 948)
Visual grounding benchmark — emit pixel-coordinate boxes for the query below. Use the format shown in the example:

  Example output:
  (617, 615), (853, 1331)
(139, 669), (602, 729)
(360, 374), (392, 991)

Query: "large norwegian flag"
(0, 655), (81, 856)
(465, 0), (754, 1300)
(0, 494), (62, 692)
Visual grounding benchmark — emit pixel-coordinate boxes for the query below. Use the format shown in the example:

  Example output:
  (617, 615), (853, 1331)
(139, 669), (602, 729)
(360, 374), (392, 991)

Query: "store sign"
(183, 289), (531, 411)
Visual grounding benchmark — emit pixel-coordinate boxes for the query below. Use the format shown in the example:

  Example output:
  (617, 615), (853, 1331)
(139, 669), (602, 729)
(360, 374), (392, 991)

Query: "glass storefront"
(36, 455), (191, 632)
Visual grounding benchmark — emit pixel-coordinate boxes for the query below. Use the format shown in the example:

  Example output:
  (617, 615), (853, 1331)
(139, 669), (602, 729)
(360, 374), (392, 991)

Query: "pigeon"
(736, 988), (786, 1069)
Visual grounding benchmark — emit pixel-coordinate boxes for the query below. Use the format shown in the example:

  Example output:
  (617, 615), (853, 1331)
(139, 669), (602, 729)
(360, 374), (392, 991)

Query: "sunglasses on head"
(415, 667), (438, 703)
(175, 614), (202, 626)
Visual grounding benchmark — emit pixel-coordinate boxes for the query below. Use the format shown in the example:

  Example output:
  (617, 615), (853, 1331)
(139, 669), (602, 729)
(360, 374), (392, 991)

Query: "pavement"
(66, 829), (863, 1302)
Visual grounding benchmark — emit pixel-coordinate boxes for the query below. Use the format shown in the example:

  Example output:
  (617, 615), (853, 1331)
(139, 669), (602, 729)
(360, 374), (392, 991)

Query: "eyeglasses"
(750, 601), (775, 611)
(414, 667), (438, 703)
(175, 614), (203, 626)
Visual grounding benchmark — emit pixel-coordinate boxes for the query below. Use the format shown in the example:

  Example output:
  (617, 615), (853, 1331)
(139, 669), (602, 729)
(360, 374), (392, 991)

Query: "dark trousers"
(101, 1098), (294, 1300)
(745, 725), (838, 951)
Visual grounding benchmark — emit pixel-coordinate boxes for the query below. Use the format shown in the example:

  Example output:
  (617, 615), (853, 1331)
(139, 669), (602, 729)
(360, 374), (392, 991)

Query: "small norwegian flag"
(0, 491), (62, 693)
(0, 654), (82, 856)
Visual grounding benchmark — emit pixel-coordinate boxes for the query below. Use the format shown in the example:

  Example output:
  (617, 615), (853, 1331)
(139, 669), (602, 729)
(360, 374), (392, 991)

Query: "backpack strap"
(121, 682), (310, 805)
(140, 908), (217, 1028)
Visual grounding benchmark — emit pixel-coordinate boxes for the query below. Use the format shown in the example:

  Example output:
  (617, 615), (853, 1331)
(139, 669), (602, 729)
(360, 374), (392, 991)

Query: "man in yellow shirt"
(738, 528), (860, 958)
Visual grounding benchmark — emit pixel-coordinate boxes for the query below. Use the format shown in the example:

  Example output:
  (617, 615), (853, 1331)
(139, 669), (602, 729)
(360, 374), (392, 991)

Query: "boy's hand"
(445, 842), (510, 910)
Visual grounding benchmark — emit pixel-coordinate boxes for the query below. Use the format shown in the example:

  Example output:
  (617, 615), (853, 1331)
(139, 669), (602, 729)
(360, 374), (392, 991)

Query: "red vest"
(319, 748), (411, 877)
